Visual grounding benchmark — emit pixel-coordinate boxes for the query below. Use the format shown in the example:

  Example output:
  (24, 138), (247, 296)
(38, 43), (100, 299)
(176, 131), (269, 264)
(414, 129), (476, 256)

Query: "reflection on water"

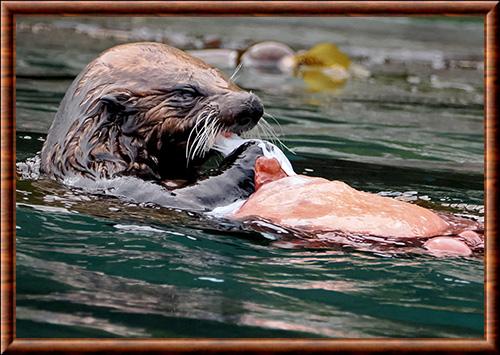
(16, 205), (484, 338)
(15, 16), (484, 338)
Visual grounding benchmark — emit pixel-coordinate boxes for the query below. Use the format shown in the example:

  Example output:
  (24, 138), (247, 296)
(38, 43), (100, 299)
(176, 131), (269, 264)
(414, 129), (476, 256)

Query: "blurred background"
(16, 16), (484, 173)
(16, 17), (484, 339)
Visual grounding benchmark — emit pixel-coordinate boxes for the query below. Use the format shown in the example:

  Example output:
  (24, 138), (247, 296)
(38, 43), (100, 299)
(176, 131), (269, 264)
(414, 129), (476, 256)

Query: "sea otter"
(37, 42), (483, 255)
(40, 42), (267, 211)
(41, 42), (263, 181)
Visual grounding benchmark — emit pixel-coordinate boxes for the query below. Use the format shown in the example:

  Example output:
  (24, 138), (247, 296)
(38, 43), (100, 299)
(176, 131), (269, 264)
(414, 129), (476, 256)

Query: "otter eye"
(174, 85), (200, 101)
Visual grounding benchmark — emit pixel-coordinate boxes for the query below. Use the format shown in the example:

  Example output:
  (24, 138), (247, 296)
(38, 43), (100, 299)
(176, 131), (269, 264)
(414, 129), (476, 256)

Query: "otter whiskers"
(229, 62), (243, 82)
(242, 112), (294, 155)
(186, 109), (223, 165)
(186, 109), (293, 166)
(191, 116), (220, 160)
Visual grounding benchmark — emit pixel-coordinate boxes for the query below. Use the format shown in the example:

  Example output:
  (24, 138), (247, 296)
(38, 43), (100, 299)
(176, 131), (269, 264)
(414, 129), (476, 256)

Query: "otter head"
(40, 42), (263, 181)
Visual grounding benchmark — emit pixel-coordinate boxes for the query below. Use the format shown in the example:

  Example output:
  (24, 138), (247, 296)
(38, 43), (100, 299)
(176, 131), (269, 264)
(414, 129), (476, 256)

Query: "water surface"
(16, 17), (484, 338)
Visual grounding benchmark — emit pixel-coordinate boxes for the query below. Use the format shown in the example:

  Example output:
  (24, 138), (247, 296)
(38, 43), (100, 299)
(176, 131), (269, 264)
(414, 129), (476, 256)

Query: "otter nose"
(235, 94), (264, 127)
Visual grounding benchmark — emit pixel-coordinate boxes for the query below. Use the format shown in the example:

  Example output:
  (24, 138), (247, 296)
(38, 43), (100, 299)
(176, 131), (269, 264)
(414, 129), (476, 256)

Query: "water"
(16, 17), (484, 338)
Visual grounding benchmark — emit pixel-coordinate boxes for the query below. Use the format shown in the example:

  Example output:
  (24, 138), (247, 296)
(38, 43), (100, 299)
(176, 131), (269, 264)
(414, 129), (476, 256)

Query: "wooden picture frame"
(1, 1), (498, 353)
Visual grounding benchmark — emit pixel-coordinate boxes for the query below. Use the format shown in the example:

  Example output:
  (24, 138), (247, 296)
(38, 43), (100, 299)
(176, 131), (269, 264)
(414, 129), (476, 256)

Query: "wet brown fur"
(41, 42), (256, 183)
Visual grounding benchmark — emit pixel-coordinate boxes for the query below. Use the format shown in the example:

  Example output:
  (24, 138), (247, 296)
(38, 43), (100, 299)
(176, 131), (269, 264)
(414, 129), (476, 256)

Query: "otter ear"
(100, 92), (137, 115)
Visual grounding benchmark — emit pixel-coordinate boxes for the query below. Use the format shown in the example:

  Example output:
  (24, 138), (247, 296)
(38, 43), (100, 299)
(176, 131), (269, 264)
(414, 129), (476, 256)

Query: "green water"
(16, 17), (484, 338)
